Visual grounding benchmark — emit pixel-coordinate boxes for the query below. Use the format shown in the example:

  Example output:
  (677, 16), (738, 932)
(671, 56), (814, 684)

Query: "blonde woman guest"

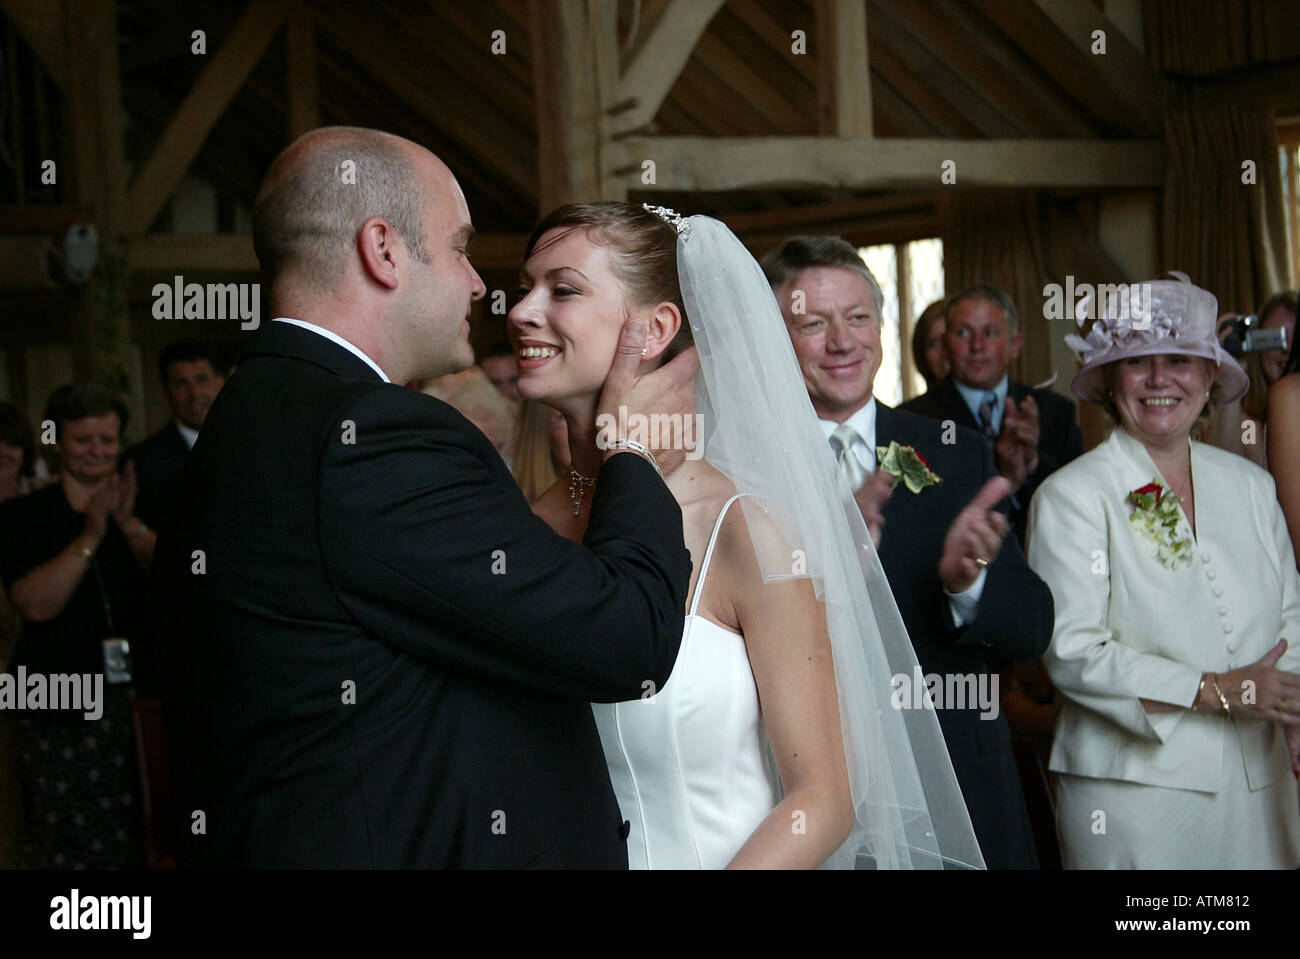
(511, 400), (568, 504)
(1028, 274), (1300, 869)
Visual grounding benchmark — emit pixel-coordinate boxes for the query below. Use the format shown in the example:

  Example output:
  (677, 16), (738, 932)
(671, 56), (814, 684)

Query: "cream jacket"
(1027, 427), (1300, 792)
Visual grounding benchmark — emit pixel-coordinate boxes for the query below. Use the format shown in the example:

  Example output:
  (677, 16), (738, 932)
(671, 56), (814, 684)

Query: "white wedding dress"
(591, 494), (781, 869)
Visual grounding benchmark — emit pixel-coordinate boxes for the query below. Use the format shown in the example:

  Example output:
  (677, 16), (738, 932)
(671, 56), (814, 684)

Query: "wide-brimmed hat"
(1065, 271), (1248, 405)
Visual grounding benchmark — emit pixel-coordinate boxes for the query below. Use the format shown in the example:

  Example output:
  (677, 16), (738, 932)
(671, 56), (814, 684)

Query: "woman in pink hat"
(1027, 273), (1300, 869)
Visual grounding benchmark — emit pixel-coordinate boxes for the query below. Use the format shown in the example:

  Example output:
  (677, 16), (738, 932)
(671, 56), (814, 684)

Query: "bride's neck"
(563, 399), (602, 479)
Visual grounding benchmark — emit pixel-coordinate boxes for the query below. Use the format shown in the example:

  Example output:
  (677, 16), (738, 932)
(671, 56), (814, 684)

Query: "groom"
(764, 236), (1054, 868)
(153, 128), (696, 868)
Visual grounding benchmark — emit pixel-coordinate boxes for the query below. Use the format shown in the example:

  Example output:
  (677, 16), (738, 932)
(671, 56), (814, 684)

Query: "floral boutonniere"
(876, 441), (942, 494)
(1126, 478), (1192, 570)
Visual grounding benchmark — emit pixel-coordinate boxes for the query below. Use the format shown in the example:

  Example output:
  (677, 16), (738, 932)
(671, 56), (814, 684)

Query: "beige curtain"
(942, 190), (1054, 385)
(1163, 103), (1294, 314)
(1145, 0), (1300, 75)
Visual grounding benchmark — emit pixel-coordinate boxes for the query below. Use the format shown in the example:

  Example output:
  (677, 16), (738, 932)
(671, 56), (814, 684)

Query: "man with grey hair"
(155, 126), (698, 868)
(903, 284), (1083, 545)
(763, 236), (1053, 869)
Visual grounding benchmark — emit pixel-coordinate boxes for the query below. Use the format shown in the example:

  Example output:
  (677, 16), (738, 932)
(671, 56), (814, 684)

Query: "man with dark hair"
(902, 285), (1083, 545)
(125, 339), (225, 535)
(153, 126), (696, 868)
(763, 236), (1053, 869)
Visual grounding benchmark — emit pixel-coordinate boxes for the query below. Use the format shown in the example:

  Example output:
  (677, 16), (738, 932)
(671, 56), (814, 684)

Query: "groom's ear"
(358, 216), (401, 291)
(641, 301), (683, 362)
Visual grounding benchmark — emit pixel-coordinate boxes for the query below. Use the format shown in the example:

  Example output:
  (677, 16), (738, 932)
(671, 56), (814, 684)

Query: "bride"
(508, 202), (982, 869)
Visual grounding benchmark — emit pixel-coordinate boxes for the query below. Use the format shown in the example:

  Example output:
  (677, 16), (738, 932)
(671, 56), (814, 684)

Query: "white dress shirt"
(176, 422), (198, 449)
(819, 397), (987, 626)
(272, 317), (391, 383)
(955, 374), (1009, 433)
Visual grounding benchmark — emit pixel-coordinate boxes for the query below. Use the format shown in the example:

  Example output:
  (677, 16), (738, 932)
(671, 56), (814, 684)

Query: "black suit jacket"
(901, 376), (1084, 544)
(873, 403), (1054, 868)
(126, 422), (190, 534)
(152, 321), (691, 869)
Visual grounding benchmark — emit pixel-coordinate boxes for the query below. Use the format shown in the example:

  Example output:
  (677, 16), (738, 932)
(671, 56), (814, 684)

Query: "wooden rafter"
(612, 0), (725, 136)
(285, 3), (318, 138)
(864, 1), (1018, 138)
(128, 233), (259, 273)
(609, 136), (1164, 191)
(531, 0), (621, 209)
(1031, 0), (1161, 133)
(123, 0), (296, 236)
(318, 4), (538, 203)
(971, 0), (1158, 136)
(815, 0), (872, 136)
(884, 0), (1095, 138)
(0, 0), (67, 90)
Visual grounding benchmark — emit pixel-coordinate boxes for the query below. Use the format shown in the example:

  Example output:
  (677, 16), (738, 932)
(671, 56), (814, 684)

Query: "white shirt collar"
(954, 375), (1008, 430)
(174, 422), (199, 449)
(818, 397), (878, 470)
(272, 317), (391, 383)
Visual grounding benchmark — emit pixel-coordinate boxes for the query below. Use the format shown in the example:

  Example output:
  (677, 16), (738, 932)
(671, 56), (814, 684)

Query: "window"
(1279, 116), (1300, 284)
(858, 238), (945, 406)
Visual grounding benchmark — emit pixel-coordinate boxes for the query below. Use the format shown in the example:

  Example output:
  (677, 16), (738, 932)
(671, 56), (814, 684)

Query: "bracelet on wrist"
(1210, 675), (1231, 718)
(605, 438), (664, 480)
(1193, 672), (1209, 711)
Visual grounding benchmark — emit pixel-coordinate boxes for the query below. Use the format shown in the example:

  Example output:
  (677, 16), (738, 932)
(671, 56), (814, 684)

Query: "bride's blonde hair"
(524, 202), (694, 363)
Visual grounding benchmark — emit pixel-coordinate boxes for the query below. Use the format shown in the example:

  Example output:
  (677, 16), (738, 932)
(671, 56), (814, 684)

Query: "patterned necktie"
(830, 423), (868, 492)
(977, 393), (998, 439)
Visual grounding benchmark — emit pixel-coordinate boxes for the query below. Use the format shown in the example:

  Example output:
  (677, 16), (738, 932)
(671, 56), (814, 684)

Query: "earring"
(641, 347), (647, 357)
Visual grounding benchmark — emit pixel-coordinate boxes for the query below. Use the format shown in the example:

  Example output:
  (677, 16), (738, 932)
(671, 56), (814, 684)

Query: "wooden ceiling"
(101, 0), (1163, 238)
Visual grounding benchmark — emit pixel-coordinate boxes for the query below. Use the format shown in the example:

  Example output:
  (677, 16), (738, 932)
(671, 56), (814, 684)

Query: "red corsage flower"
(1133, 481), (1163, 503)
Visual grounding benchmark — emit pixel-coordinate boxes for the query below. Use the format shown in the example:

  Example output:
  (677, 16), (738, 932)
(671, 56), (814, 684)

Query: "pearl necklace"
(568, 469), (597, 516)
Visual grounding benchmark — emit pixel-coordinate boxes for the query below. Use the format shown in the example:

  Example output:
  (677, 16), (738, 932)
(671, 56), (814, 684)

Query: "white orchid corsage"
(1126, 479), (1192, 570)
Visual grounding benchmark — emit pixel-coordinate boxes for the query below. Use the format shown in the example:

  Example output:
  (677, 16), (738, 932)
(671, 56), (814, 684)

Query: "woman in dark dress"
(0, 383), (155, 868)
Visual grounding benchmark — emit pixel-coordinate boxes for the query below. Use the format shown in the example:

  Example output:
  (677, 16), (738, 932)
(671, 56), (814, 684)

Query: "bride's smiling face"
(508, 227), (632, 405)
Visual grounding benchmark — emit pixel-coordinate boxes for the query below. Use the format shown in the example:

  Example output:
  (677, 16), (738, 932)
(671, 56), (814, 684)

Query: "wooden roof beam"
(971, 0), (1158, 136)
(611, 0), (725, 136)
(123, 0), (296, 236)
(285, 3), (318, 139)
(609, 136), (1164, 191)
(0, 0), (68, 90)
(1030, 0), (1161, 134)
(319, 6), (538, 203)
(815, 0), (872, 136)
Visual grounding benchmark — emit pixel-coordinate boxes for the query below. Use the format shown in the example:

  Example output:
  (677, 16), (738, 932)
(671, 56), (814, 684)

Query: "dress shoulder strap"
(688, 493), (747, 617)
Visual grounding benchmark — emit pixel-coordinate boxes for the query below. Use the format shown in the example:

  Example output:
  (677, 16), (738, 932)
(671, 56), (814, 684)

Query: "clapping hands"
(994, 396), (1039, 492)
(938, 476), (1012, 593)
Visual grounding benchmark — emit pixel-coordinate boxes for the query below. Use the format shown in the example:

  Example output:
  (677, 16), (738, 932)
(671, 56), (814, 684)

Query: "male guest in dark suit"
(763, 238), (1053, 869)
(901, 286), (1084, 545)
(152, 127), (696, 869)
(126, 339), (225, 536)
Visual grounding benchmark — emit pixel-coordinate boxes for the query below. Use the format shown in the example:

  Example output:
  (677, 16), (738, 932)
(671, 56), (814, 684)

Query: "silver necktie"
(977, 394), (998, 439)
(830, 423), (868, 492)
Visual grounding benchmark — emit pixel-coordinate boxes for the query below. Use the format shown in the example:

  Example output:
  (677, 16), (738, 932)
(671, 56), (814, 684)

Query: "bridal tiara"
(642, 203), (692, 237)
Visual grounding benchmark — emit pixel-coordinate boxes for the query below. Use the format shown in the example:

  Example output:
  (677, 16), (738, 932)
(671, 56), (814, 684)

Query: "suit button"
(1201, 552), (1211, 563)
(1223, 623), (1233, 634)
(1206, 570), (1217, 580)
(1227, 643), (1236, 654)
(619, 820), (631, 840)
(1212, 587), (1223, 597)
(1218, 605), (1228, 615)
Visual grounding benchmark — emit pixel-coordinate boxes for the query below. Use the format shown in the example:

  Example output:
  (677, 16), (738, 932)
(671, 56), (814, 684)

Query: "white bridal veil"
(670, 211), (985, 869)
